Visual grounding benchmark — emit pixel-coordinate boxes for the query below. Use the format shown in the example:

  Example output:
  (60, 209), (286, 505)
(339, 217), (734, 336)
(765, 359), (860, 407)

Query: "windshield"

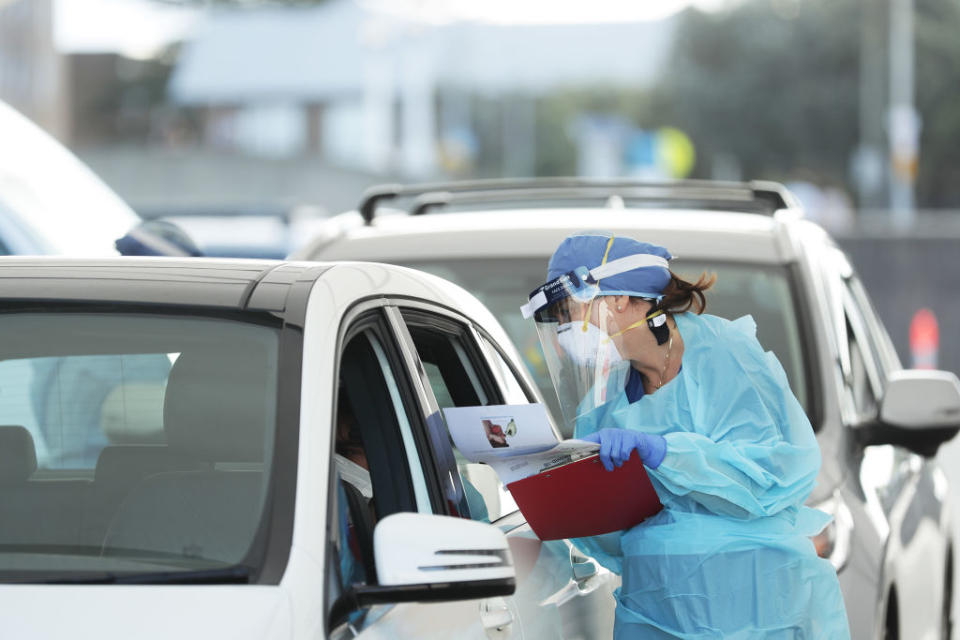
(401, 258), (811, 435)
(0, 312), (280, 581)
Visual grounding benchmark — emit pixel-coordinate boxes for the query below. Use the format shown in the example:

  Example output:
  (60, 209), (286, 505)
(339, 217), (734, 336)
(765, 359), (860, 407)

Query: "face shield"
(521, 262), (662, 434)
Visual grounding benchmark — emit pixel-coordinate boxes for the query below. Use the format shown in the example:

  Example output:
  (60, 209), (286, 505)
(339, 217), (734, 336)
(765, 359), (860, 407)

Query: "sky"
(54, 0), (729, 58)
(54, 0), (201, 58)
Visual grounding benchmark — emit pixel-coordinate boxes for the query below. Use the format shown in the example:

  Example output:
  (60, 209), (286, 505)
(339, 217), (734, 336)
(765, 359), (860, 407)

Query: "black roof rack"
(357, 178), (799, 225)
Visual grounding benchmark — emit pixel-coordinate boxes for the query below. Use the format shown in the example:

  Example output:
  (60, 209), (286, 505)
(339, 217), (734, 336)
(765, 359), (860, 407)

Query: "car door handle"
(480, 597), (514, 634)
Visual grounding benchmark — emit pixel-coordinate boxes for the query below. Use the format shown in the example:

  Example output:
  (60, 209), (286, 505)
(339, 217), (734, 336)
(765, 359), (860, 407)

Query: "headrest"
(0, 426), (38, 483)
(94, 445), (204, 485)
(100, 384), (166, 445)
(163, 350), (274, 462)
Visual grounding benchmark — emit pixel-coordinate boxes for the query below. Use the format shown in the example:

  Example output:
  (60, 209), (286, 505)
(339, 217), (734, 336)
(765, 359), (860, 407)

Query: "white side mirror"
(330, 512), (516, 627)
(374, 512), (514, 586)
(881, 369), (960, 429)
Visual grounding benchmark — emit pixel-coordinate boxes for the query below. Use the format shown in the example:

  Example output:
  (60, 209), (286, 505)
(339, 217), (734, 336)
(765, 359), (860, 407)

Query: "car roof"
(299, 207), (801, 265)
(0, 256), (509, 326)
(0, 256), (526, 369)
(0, 257), (329, 312)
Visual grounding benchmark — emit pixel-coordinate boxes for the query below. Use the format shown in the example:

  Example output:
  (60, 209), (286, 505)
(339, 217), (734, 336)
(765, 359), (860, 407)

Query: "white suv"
(294, 179), (960, 640)
(0, 257), (615, 638)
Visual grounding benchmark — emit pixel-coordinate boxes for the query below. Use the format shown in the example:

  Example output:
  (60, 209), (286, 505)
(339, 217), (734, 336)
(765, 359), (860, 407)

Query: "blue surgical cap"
(547, 232), (673, 299)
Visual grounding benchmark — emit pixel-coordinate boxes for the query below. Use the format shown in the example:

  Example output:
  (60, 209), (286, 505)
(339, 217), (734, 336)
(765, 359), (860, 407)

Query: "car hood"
(0, 585), (292, 639)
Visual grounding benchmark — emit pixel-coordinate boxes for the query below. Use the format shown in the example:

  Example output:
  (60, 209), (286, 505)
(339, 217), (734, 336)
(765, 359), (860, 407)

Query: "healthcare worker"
(520, 232), (850, 639)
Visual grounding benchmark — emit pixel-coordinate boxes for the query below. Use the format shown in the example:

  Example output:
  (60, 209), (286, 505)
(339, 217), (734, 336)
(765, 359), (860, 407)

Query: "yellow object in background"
(656, 127), (696, 179)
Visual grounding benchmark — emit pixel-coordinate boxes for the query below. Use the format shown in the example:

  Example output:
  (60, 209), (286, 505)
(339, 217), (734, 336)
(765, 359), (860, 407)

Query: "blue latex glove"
(582, 428), (667, 471)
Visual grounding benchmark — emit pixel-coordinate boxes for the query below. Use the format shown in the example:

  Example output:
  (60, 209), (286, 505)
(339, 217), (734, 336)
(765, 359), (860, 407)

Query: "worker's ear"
(610, 295), (632, 314)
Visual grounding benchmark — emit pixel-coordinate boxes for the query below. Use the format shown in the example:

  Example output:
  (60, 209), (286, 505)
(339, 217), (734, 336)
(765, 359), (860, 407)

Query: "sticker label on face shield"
(521, 266), (601, 319)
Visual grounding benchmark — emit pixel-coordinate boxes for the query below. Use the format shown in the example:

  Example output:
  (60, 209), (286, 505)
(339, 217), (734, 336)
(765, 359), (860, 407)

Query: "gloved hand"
(582, 428), (667, 471)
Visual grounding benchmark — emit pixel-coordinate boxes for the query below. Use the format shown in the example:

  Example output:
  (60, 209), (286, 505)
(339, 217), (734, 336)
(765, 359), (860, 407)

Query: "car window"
(0, 312), (280, 577)
(328, 321), (436, 628)
(842, 295), (882, 422)
(400, 310), (519, 523)
(399, 258), (811, 428)
(0, 353), (171, 469)
(478, 335), (533, 405)
(845, 276), (903, 376)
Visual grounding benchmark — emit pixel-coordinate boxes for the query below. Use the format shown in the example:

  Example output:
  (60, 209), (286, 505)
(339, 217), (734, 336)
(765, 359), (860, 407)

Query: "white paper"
(482, 440), (600, 485)
(442, 403), (599, 485)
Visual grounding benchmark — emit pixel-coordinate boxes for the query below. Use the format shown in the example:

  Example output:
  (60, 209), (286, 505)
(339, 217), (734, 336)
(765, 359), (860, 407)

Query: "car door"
(324, 305), (496, 640)
(389, 301), (617, 640)
(841, 274), (949, 639)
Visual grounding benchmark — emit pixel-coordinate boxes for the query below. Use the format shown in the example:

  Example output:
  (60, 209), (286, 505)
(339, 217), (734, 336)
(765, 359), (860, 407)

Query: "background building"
(0, 0), (67, 139)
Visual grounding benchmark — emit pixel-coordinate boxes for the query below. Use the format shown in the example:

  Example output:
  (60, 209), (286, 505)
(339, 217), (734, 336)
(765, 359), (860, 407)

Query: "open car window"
(399, 310), (519, 523)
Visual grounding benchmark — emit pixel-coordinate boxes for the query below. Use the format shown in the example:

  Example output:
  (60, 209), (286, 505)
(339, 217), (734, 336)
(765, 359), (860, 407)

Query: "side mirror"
(858, 369), (960, 457)
(330, 513), (515, 626)
(115, 220), (203, 257)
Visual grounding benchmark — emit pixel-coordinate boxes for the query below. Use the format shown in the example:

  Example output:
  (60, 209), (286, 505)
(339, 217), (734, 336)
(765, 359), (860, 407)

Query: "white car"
(0, 256), (615, 639)
(293, 178), (960, 640)
(0, 101), (138, 256)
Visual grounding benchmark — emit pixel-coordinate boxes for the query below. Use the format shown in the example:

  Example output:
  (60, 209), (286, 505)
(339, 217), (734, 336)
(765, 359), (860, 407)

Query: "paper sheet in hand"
(442, 403), (599, 484)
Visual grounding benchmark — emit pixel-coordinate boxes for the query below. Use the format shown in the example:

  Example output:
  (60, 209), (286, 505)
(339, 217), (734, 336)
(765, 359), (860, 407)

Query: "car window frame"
(845, 275), (903, 376)
(840, 285), (884, 424)
(324, 304), (445, 630)
(387, 301), (528, 524)
(785, 259), (825, 432)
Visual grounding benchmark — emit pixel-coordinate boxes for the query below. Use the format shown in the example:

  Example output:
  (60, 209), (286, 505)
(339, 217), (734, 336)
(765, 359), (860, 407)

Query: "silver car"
(294, 179), (960, 640)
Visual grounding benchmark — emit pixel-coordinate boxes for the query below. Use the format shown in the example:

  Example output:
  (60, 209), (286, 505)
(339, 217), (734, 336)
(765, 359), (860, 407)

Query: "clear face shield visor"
(521, 267), (635, 433)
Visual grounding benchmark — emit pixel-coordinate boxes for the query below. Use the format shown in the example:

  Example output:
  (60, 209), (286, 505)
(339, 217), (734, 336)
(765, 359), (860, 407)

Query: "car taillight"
(810, 492), (854, 572)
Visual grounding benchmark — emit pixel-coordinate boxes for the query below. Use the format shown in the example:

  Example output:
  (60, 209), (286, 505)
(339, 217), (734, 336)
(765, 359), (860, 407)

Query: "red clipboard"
(506, 451), (662, 541)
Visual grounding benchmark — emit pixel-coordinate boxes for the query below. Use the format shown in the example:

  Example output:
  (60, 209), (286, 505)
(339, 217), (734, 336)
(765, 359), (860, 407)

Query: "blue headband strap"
(521, 253), (671, 319)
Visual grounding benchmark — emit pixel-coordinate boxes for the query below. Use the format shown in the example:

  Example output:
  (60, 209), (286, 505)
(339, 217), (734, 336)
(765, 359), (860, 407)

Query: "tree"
(914, 0), (960, 206)
(653, 0), (960, 208)
(654, 1), (861, 189)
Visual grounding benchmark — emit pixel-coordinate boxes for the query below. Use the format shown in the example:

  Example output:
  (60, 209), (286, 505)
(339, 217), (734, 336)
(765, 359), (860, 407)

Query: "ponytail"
(660, 270), (716, 315)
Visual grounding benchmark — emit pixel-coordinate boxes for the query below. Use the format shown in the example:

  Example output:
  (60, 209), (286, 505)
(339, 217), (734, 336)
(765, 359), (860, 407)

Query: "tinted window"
(842, 292), (883, 421)
(846, 276), (902, 375)
(846, 319), (878, 419)
(0, 312), (279, 578)
(403, 318), (519, 523)
(328, 322), (436, 629)
(400, 258), (811, 426)
(479, 335), (533, 405)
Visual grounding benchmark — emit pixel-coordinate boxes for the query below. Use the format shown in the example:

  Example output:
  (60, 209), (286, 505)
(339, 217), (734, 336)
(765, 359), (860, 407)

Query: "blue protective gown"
(572, 312), (850, 639)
